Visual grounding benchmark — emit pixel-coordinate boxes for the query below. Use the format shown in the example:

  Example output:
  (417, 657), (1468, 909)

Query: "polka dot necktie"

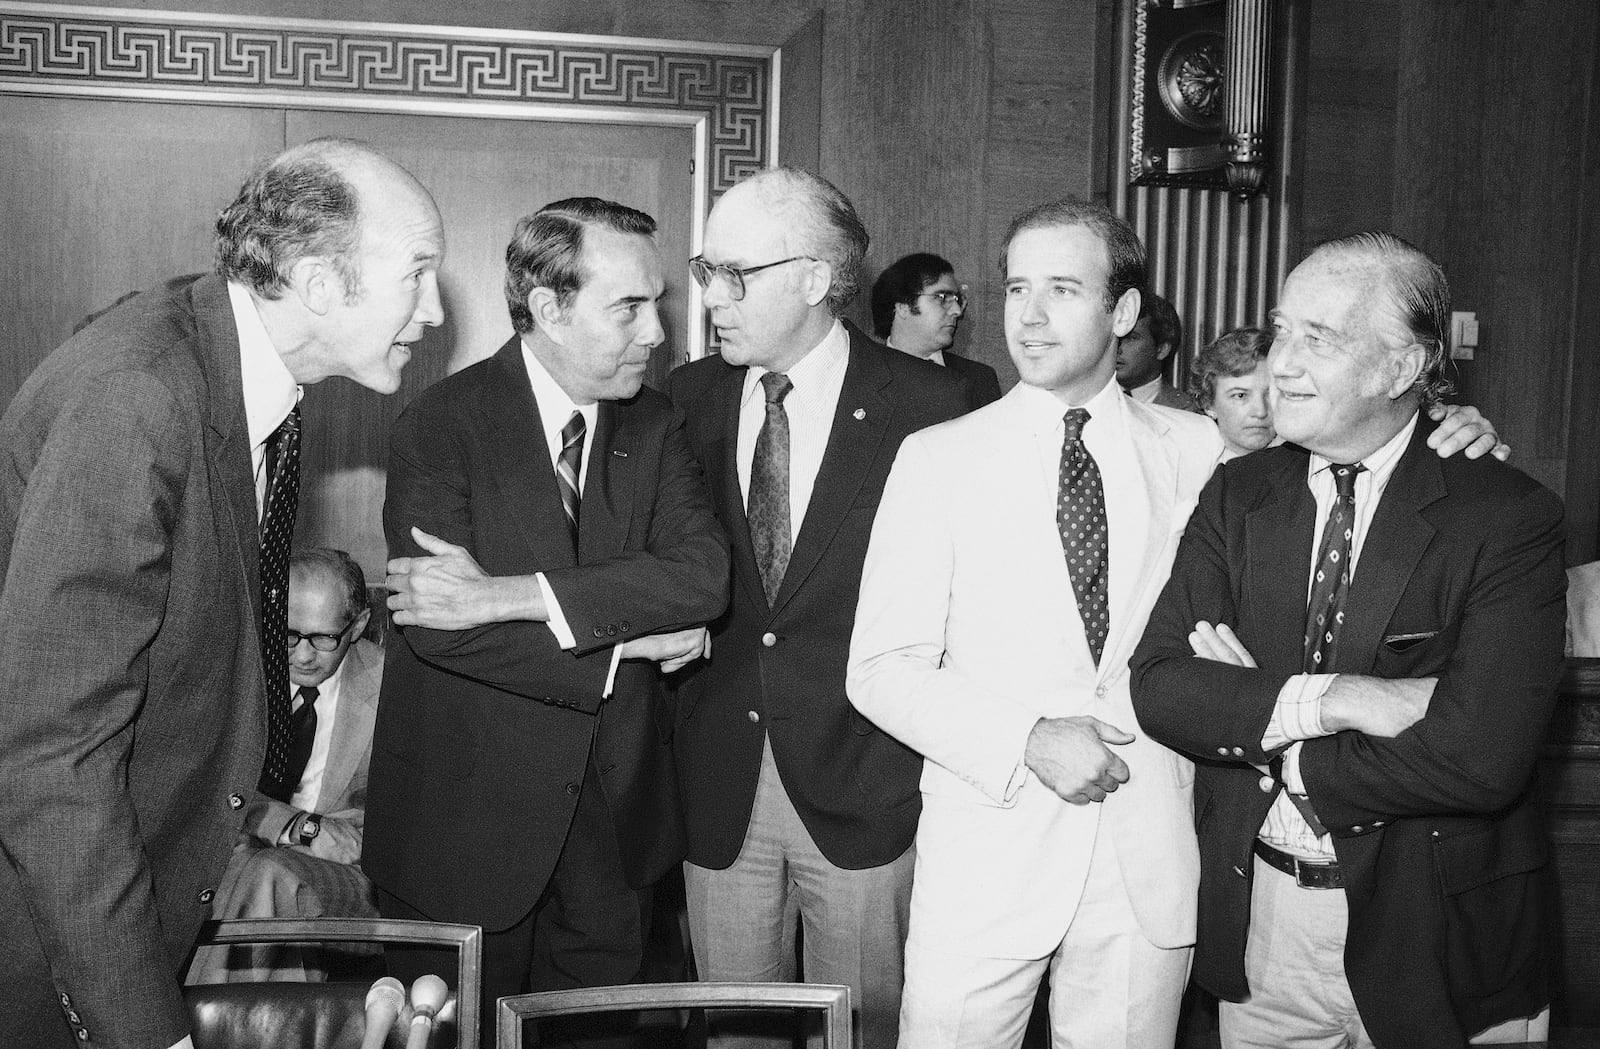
(557, 411), (586, 549)
(1304, 463), (1365, 674)
(1057, 408), (1109, 667)
(257, 405), (301, 802)
(1280, 462), (1364, 838)
(748, 372), (793, 607)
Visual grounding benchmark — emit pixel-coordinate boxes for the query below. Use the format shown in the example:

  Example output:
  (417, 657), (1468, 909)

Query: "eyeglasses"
(286, 614), (359, 652)
(920, 288), (968, 312)
(688, 255), (815, 301)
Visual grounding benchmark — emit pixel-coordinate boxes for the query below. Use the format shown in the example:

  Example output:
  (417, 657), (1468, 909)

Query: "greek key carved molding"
(0, 7), (774, 192)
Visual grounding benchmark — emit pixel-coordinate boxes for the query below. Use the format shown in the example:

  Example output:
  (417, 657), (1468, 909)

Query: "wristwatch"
(297, 814), (322, 846)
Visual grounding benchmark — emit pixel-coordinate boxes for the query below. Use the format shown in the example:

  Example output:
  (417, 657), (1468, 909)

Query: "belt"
(1252, 840), (1346, 890)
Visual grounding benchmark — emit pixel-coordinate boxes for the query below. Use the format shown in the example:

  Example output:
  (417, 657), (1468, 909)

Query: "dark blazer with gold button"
(0, 275), (268, 1049)
(1130, 418), (1566, 1048)
(665, 332), (971, 871)
(362, 337), (728, 933)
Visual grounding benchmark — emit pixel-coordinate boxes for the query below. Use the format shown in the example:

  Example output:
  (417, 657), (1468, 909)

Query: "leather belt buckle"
(1253, 840), (1346, 890)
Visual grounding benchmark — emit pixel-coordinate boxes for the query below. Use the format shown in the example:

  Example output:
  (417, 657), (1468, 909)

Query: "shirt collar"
(1308, 411), (1418, 488)
(1129, 375), (1164, 404)
(520, 339), (598, 448)
(742, 321), (848, 405)
(1014, 372), (1127, 438)
(229, 282), (300, 450)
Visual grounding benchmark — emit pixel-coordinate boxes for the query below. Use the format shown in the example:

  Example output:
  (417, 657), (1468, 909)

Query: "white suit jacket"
(847, 383), (1222, 957)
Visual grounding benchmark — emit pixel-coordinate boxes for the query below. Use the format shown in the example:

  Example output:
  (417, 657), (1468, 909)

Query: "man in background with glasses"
(188, 547), (382, 985)
(870, 252), (1003, 409)
(667, 168), (972, 1049)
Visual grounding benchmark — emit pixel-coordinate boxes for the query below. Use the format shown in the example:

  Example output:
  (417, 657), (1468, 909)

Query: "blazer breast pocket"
(1382, 630), (1439, 652)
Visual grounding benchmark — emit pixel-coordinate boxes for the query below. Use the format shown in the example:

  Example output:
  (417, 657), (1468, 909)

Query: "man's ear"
(351, 606), (372, 641)
(1111, 287), (1142, 338)
(287, 256), (338, 316)
(529, 287), (567, 342)
(1156, 340), (1176, 363)
(1386, 342), (1428, 400)
(802, 260), (833, 308)
(895, 300), (914, 320)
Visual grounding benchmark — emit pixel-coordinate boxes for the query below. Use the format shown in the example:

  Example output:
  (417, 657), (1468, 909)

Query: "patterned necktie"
(748, 373), (793, 606)
(1057, 408), (1110, 666)
(282, 685), (320, 797)
(557, 411), (586, 547)
(257, 405), (302, 802)
(1304, 463), (1365, 673)
(1279, 461), (1365, 838)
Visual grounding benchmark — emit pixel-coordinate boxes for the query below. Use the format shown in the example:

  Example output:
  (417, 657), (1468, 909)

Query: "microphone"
(360, 977), (407, 1049)
(405, 973), (450, 1049)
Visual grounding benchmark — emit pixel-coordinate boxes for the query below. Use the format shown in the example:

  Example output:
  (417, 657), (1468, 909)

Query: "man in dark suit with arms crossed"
(1131, 233), (1564, 1048)
(367, 198), (728, 1048)
(0, 138), (444, 1049)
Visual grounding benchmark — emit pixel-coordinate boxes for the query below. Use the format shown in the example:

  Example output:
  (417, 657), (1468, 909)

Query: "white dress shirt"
(736, 321), (850, 536)
(1260, 412), (1419, 858)
(228, 282), (299, 520)
(1128, 374), (1164, 405)
(288, 654), (348, 815)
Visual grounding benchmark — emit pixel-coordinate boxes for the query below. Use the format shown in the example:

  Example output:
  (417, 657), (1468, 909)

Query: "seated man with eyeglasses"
(870, 252), (1003, 409)
(187, 548), (383, 984)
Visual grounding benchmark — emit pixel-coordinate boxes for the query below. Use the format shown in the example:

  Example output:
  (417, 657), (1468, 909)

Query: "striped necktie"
(557, 411), (585, 547)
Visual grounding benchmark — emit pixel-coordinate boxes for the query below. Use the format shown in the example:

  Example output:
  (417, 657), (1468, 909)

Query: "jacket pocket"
(1431, 810), (1549, 999)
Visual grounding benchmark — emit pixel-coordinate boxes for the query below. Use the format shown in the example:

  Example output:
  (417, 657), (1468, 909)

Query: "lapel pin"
(853, 408), (866, 421)
(612, 449), (628, 458)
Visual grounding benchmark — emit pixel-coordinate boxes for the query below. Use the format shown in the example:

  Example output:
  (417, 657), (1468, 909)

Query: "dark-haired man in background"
(368, 197), (727, 1047)
(871, 251), (1002, 409)
(0, 138), (443, 1049)
(1116, 289), (1192, 409)
(1132, 233), (1564, 1048)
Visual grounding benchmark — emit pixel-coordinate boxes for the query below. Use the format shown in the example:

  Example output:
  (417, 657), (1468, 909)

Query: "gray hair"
(290, 547), (368, 621)
(741, 168), (870, 316)
(1308, 232), (1454, 407)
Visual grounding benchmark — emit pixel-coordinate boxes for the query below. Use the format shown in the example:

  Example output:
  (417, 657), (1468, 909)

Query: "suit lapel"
(1246, 453), (1320, 673)
(484, 338), (579, 571)
(702, 363), (768, 613)
(1099, 400), (1180, 677)
(578, 400), (634, 560)
(318, 640), (379, 809)
(769, 336), (891, 614)
(1339, 432), (1444, 675)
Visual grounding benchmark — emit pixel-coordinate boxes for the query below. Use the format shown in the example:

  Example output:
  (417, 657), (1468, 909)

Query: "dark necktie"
(1278, 462), (1365, 837)
(281, 685), (320, 797)
(257, 405), (302, 802)
(748, 373), (793, 606)
(557, 411), (586, 547)
(1057, 408), (1109, 666)
(1304, 463), (1364, 674)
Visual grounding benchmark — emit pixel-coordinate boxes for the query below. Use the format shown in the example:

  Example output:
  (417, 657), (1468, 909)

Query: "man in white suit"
(847, 198), (1218, 1048)
(847, 201), (1510, 1049)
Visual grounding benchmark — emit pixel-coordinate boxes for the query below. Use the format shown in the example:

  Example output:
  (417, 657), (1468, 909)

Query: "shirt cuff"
(602, 644), (623, 699)
(537, 572), (576, 649)
(1261, 673), (1337, 749)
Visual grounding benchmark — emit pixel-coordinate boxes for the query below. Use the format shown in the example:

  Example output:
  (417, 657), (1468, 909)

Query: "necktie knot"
(1330, 462), (1364, 501)
(761, 372), (793, 405)
(561, 411), (586, 450)
(1062, 407), (1091, 445)
(295, 685), (320, 710)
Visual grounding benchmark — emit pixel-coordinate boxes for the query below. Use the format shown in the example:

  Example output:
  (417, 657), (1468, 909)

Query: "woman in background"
(1187, 326), (1275, 461)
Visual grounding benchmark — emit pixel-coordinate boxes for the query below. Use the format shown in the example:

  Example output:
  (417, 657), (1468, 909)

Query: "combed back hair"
(215, 138), (372, 300)
(1189, 326), (1271, 407)
(870, 253), (954, 337)
(505, 198), (657, 335)
(1140, 290), (1184, 354)
(1309, 231), (1455, 406)
(742, 168), (870, 316)
(999, 198), (1146, 312)
(290, 547), (368, 621)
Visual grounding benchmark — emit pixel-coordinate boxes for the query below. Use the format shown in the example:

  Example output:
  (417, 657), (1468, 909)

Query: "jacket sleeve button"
(565, 782), (580, 795)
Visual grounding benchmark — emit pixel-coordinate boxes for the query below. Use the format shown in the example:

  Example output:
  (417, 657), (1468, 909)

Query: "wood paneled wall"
(1298, 0), (1600, 564)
